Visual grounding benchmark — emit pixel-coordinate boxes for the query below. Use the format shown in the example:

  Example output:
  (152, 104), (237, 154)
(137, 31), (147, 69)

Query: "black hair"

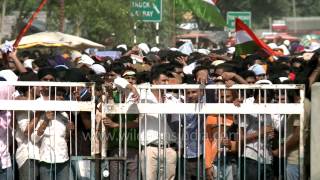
(32, 50), (42, 59)
(118, 56), (133, 64)
(254, 89), (274, 103)
(214, 63), (234, 73)
(150, 64), (171, 83)
(157, 49), (170, 61)
(110, 61), (125, 75)
(192, 65), (209, 77)
(33, 58), (50, 68)
(170, 60), (184, 69)
(240, 70), (256, 79)
(187, 52), (205, 64)
(167, 51), (186, 63)
(244, 54), (262, 67)
(37, 68), (56, 80)
(183, 75), (196, 84)
(64, 68), (88, 82)
(17, 72), (39, 95)
(136, 71), (150, 84)
(268, 62), (290, 78)
(21, 51), (31, 59)
(143, 54), (160, 65)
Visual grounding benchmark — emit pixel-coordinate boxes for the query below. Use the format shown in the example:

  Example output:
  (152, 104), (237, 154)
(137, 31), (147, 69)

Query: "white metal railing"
(103, 84), (305, 180)
(0, 81), (96, 180)
(0, 82), (306, 180)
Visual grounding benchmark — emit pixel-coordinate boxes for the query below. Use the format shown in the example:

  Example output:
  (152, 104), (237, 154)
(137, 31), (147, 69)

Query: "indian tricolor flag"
(235, 18), (274, 56)
(177, 0), (225, 27)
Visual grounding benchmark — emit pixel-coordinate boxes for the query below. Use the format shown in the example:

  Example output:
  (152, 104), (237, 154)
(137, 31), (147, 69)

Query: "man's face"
(218, 89), (234, 103)
(105, 71), (118, 82)
(153, 74), (169, 85)
(41, 74), (55, 82)
(174, 67), (184, 78)
(246, 76), (256, 84)
(186, 89), (202, 103)
(214, 68), (224, 77)
(124, 75), (136, 85)
(256, 74), (267, 81)
(274, 92), (286, 103)
(40, 74), (55, 96)
(292, 62), (302, 68)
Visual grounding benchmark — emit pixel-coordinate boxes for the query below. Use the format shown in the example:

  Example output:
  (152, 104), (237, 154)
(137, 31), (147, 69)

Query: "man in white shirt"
(31, 89), (74, 180)
(237, 82), (275, 180)
(15, 72), (41, 180)
(140, 64), (178, 180)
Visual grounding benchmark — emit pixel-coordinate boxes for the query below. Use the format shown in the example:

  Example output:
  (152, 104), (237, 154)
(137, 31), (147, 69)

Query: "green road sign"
(131, 0), (162, 22)
(227, 11), (251, 31)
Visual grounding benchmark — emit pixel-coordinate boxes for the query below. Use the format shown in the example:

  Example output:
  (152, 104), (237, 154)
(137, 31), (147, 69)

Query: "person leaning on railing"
(31, 89), (74, 180)
(14, 72), (41, 180)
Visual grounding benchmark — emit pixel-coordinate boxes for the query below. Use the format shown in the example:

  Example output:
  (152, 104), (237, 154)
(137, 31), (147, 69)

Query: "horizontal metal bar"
(0, 81), (94, 87)
(70, 156), (127, 161)
(0, 100), (95, 111)
(105, 103), (303, 114)
(136, 84), (304, 90)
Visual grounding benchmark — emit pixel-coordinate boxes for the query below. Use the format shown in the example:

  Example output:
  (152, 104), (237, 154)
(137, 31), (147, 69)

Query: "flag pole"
(13, 0), (48, 48)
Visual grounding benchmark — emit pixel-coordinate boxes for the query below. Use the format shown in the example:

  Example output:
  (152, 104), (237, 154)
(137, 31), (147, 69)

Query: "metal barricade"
(0, 81), (96, 180)
(104, 84), (305, 180)
(0, 82), (306, 180)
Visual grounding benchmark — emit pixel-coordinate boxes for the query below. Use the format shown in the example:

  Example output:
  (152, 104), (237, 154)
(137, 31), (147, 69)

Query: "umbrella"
(3, 31), (105, 49)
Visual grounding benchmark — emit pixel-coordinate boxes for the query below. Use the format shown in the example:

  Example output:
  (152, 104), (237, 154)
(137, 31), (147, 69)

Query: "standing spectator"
(15, 72), (41, 180)
(104, 68), (139, 180)
(31, 90), (74, 180)
(237, 80), (275, 180)
(140, 64), (178, 180)
(0, 75), (15, 180)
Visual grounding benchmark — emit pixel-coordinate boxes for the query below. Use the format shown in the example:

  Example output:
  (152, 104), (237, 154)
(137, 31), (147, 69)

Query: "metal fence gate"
(0, 82), (305, 180)
(104, 84), (305, 180)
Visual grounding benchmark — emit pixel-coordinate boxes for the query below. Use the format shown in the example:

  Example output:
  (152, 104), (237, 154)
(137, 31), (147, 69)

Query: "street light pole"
(292, 0), (297, 33)
(1, 0), (7, 39)
(59, 0), (65, 32)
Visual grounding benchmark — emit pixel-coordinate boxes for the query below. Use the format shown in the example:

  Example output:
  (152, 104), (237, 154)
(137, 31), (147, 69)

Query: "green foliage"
(3, 0), (320, 47)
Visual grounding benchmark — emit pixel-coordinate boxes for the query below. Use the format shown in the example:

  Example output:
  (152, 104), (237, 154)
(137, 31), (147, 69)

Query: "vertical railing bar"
(223, 88), (226, 180)
(284, 89), (288, 180)
(299, 87), (305, 180)
(263, 88), (267, 180)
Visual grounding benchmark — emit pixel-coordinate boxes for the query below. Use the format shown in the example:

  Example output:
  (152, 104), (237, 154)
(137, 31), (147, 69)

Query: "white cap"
(71, 51), (82, 61)
(197, 49), (210, 55)
(279, 77), (289, 83)
(268, 43), (278, 49)
(117, 44), (128, 51)
(305, 42), (320, 52)
(183, 62), (196, 75)
(255, 79), (272, 85)
(78, 54), (95, 65)
(283, 40), (290, 46)
(151, 47), (160, 53)
(0, 69), (18, 82)
(138, 43), (150, 54)
(249, 64), (266, 75)
(211, 60), (225, 66)
(23, 59), (35, 69)
(178, 41), (193, 55)
(278, 44), (290, 55)
(227, 47), (236, 54)
(170, 47), (178, 51)
(90, 64), (106, 75)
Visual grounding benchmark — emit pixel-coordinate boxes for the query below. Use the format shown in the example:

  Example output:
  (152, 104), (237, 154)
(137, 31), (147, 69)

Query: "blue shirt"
(183, 114), (204, 159)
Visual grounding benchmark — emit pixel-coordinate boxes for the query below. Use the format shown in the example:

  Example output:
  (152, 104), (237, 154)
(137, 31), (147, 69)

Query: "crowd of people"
(0, 38), (319, 180)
